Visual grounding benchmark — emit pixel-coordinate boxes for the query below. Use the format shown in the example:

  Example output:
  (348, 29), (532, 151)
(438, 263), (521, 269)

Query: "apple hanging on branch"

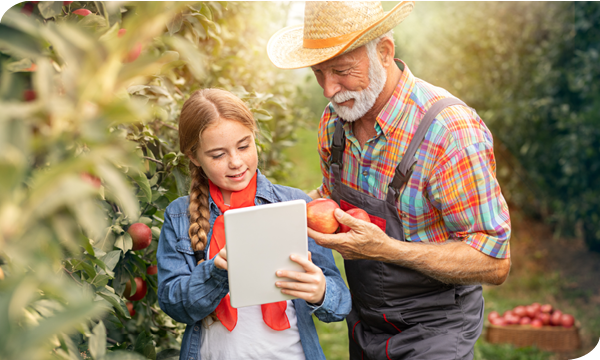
(124, 277), (147, 301)
(128, 222), (152, 251)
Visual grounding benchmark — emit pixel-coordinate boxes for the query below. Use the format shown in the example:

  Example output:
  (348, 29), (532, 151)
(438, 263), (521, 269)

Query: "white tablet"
(224, 199), (308, 308)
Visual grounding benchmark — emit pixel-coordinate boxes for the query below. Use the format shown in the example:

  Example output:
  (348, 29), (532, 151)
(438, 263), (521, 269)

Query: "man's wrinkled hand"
(308, 208), (390, 260)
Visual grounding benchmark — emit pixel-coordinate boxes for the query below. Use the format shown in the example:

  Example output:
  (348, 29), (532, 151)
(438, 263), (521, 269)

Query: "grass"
(282, 126), (600, 360)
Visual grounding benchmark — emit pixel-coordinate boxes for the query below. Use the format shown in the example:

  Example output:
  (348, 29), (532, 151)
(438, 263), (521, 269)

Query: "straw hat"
(267, 1), (415, 70)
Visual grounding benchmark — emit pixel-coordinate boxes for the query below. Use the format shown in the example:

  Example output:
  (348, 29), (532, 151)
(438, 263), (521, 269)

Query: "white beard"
(329, 48), (387, 122)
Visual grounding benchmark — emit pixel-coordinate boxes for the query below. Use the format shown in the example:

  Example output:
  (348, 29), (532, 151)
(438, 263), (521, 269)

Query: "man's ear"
(377, 37), (395, 67)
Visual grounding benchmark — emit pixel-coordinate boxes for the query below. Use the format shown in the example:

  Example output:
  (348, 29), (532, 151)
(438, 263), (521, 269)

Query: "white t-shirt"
(199, 300), (306, 360)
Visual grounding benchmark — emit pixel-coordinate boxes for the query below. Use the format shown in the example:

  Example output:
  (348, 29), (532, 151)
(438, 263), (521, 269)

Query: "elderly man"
(268, 1), (511, 359)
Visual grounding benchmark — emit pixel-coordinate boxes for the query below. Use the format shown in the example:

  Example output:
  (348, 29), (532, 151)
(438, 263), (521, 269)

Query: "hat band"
(303, 29), (364, 49)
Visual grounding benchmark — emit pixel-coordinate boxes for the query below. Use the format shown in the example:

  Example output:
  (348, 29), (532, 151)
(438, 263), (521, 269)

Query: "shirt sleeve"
(317, 104), (335, 199)
(428, 141), (511, 259)
(157, 206), (229, 325)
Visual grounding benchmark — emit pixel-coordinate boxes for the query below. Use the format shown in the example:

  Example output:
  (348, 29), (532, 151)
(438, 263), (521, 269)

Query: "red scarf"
(208, 172), (290, 332)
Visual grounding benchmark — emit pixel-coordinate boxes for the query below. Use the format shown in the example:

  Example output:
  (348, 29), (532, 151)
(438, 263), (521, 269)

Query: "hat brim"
(267, 1), (415, 70)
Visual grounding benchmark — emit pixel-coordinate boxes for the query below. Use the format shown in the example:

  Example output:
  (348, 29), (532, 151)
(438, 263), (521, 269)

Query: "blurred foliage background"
(1, 1), (599, 360)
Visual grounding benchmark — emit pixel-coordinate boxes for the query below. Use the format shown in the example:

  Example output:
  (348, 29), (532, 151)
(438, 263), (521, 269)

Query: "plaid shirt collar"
(341, 59), (416, 140)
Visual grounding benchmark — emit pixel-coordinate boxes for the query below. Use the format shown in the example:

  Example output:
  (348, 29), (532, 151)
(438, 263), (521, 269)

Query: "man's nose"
(321, 73), (342, 99)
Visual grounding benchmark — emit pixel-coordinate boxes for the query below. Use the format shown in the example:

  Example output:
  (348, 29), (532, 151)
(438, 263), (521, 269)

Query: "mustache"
(330, 90), (360, 104)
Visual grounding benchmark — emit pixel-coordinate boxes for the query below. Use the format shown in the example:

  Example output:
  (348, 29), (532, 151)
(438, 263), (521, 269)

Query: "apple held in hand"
(306, 198), (340, 234)
(128, 223), (152, 250)
(124, 277), (147, 301)
(339, 208), (371, 233)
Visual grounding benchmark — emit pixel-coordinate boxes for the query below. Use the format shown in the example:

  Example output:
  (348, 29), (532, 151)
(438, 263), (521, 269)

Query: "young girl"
(157, 88), (351, 360)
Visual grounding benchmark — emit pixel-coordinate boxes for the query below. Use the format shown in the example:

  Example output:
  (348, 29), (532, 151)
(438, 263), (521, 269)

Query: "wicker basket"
(485, 323), (581, 352)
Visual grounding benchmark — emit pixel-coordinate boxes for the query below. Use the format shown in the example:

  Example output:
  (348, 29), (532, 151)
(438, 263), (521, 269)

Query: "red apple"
(306, 198), (340, 234)
(73, 9), (91, 16)
(146, 265), (158, 275)
(550, 310), (563, 326)
(124, 42), (142, 63)
(80, 172), (101, 188)
(63, 1), (73, 5)
(490, 317), (506, 326)
(23, 90), (36, 102)
(540, 304), (553, 313)
(21, 2), (34, 16)
(126, 302), (135, 317)
(560, 314), (574, 328)
(536, 312), (551, 325)
(339, 208), (371, 233)
(118, 28), (127, 37)
(513, 305), (527, 318)
(488, 311), (500, 322)
(519, 317), (532, 325)
(128, 223), (152, 251)
(124, 277), (147, 301)
(526, 304), (540, 318)
(531, 318), (543, 328)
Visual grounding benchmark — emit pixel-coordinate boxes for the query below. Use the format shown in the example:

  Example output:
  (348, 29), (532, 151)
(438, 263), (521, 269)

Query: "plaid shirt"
(317, 60), (510, 259)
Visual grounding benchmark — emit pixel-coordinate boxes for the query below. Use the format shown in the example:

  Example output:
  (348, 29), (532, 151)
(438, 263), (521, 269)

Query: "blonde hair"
(179, 88), (257, 265)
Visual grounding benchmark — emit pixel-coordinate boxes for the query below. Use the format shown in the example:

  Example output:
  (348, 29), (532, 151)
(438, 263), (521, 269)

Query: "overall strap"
(331, 119), (346, 166)
(330, 119), (346, 185)
(389, 98), (467, 193)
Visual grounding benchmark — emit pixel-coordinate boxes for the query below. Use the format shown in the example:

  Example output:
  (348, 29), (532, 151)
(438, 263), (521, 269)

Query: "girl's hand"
(214, 248), (228, 270)
(275, 251), (326, 305)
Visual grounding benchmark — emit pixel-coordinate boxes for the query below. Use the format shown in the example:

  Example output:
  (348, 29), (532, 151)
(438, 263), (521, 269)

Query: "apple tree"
(0, 1), (312, 359)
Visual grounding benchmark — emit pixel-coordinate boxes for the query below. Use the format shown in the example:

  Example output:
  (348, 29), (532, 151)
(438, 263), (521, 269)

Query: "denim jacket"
(157, 170), (351, 360)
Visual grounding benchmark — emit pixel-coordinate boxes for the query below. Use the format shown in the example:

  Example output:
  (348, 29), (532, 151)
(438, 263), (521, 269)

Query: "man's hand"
(275, 252), (326, 305)
(308, 208), (391, 261)
(308, 208), (511, 285)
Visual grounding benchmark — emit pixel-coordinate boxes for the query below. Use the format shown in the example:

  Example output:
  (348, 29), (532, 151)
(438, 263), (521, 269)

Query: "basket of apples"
(485, 303), (580, 352)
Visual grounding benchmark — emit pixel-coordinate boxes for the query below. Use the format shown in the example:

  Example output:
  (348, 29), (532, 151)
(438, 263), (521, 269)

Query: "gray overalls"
(329, 98), (484, 360)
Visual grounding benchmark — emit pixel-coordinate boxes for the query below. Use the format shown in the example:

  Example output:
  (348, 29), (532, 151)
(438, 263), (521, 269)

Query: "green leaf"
(106, 351), (146, 360)
(251, 108), (273, 121)
(165, 36), (207, 80)
(5, 58), (34, 72)
(151, 227), (161, 240)
(91, 274), (112, 288)
(130, 170), (152, 204)
(134, 331), (156, 360)
(95, 227), (117, 253)
(38, 1), (63, 18)
(89, 321), (106, 360)
(100, 250), (121, 271)
(156, 349), (179, 360)
(114, 233), (133, 252)
(200, 4), (213, 21)
(172, 166), (188, 197)
(0, 22), (45, 59)
(166, 13), (183, 36)
(97, 288), (129, 318)
(98, 163), (140, 220)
